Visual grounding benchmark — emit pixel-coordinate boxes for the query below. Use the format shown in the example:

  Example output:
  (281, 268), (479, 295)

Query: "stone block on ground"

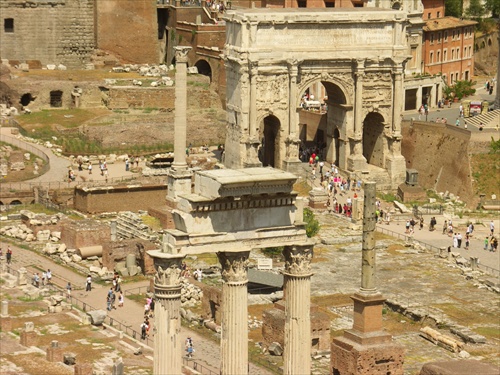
(268, 342), (283, 356)
(63, 352), (76, 365)
(87, 310), (107, 326)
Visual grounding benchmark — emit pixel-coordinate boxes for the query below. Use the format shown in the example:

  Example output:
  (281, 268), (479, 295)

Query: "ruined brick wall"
(96, 0), (159, 64)
(401, 120), (475, 205)
(199, 284), (222, 322)
(104, 87), (175, 110)
(0, 0), (95, 68)
(102, 239), (156, 273)
(60, 219), (111, 249)
(73, 184), (168, 214)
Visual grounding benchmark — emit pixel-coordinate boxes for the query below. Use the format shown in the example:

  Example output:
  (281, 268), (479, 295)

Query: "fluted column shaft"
(283, 245), (313, 375)
(288, 61), (298, 137)
(147, 251), (185, 375)
(173, 46), (192, 170)
(218, 251), (250, 375)
(352, 59), (365, 157)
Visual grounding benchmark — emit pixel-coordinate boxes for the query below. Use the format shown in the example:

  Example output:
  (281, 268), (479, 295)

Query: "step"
(464, 109), (499, 128)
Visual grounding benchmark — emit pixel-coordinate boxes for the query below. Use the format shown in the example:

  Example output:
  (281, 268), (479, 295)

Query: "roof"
(424, 17), (477, 32)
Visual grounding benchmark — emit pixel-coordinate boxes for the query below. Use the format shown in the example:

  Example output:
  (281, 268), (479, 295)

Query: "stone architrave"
(282, 245), (313, 375)
(217, 251), (250, 375)
(147, 250), (185, 375)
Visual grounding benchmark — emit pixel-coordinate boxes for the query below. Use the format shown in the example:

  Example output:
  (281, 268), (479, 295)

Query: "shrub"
(303, 208), (320, 238)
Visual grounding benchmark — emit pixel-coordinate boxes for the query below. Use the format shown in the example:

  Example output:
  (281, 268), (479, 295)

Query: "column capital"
(248, 60), (259, 76)
(148, 251), (185, 289)
(354, 58), (366, 71)
(287, 58), (301, 76)
(174, 46), (192, 64)
(283, 245), (313, 277)
(218, 251), (250, 283)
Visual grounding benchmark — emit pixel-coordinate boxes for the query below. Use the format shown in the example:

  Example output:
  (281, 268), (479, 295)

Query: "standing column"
(244, 61), (261, 167)
(283, 245), (313, 375)
(361, 181), (377, 293)
(172, 46), (192, 171)
(217, 251), (250, 375)
(496, 29), (500, 110)
(147, 250), (185, 375)
(284, 59), (302, 172)
(392, 68), (403, 135)
(348, 59), (367, 171)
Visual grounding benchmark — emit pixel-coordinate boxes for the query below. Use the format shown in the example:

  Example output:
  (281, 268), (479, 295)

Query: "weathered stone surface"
(87, 310), (107, 326)
(268, 342), (283, 356)
(63, 353), (76, 365)
(419, 360), (498, 375)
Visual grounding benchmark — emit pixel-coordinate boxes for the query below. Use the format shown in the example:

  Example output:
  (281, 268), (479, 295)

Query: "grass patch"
(17, 295), (44, 302)
(126, 293), (147, 304)
(311, 246), (329, 263)
(293, 179), (312, 197)
(17, 108), (109, 129)
(140, 215), (162, 231)
(470, 153), (500, 198)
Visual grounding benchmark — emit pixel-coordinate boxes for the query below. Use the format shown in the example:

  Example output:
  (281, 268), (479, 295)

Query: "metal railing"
(183, 357), (218, 375)
(123, 285), (151, 297)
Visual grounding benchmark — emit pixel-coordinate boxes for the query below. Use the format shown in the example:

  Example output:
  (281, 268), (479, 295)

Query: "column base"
(347, 154), (367, 172)
(167, 168), (193, 200)
(331, 333), (405, 375)
(282, 159), (302, 174)
(385, 154), (406, 189)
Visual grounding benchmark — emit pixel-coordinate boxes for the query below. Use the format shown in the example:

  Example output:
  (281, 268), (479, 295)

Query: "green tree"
(303, 208), (320, 238)
(445, 0), (463, 17)
(465, 0), (485, 18)
(485, 0), (500, 17)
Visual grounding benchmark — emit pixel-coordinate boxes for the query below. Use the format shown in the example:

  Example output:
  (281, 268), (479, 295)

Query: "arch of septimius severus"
(223, 8), (410, 189)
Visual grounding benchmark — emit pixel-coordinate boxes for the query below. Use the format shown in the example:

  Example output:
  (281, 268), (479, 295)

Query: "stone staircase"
(464, 109), (500, 128)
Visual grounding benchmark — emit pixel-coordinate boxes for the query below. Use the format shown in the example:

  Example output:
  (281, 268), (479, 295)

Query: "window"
(353, 2), (363, 7)
(324, 1), (335, 7)
(452, 31), (455, 40)
(443, 49), (447, 61)
(456, 30), (460, 39)
(437, 50), (441, 62)
(430, 52), (434, 63)
(464, 47), (467, 58)
(452, 49), (455, 60)
(430, 33), (434, 44)
(444, 31), (448, 41)
(437, 11), (440, 17)
(456, 48), (460, 59)
(4, 18), (14, 33)
(297, 0), (306, 7)
(455, 73), (459, 82)
(468, 46), (472, 57)
(438, 32), (441, 43)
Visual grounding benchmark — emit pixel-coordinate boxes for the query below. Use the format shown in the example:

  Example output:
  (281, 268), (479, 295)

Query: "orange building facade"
(421, 0), (477, 86)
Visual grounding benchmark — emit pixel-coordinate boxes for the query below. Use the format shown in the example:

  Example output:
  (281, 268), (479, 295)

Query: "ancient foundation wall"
(96, 0), (158, 64)
(102, 239), (156, 274)
(73, 184), (168, 214)
(60, 220), (111, 249)
(0, 0), (95, 68)
(104, 87), (175, 110)
(401, 120), (475, 205)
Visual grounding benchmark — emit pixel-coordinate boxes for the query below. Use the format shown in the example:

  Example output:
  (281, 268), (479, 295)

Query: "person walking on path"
(484, 236), (490, 251)
(86, 275), (92, 292)
(185, 337), (194, 358)
(141, 321), (148, 340)
(88, 162), (92, 174)
(490, 221), (495, 235)
(46, 269), (52, 284)
(118, 292), (124, 308)
(6, 246), (12, 264)
(66, 282), (72, 299)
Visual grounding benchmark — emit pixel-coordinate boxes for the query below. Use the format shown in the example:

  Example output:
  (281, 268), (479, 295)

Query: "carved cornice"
(174, 46), (192, 64)
(218, 251), (250, 283)
(283, 245), (313, 277)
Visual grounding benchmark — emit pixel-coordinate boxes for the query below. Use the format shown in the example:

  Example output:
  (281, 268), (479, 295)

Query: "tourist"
(135, 156), (139, 168)
(46, 269), (52, 284)
(430, 217), (437, 231)
(141, 321), (148, 340)
(33, 273), (40, 287)
(419, 217), (424, 230)
(491, 237), (498, 252)
(457, 233), (462, 248)
(484, 236), (489, 251)
(144, 300), (151, 317)
(125, 159), (130, 171)
(88, 162), (92, 174)
(459, 104), (463, 117)
(149, 298), (155, 317)
(6, 246), (12, 264)
(455, 118), (460, 126)
(104, 169), (108, 183)
(118, 292), (124, 307)
(66, 282), (72, 299)
(86, 275), (92, 291)
(479, 122), (484, 131)
(464, 234), (470, 250)
(185, 337), (194, 358)
(405, 220), (410, 234)
(490, 220), (495, 235)
(42, 271), (47, 286)
(452, 233), (458, 248)
(442, 220), (448, 235)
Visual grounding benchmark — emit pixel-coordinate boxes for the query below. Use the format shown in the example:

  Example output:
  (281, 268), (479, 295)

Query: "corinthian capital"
(283, 245), (313, 276)
(218, 251), (250, 283)
(153, 256), (183, 287)
(174, 46), (192, 64)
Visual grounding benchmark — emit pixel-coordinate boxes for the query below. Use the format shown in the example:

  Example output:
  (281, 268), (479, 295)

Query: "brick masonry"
(60, 220), (111, 249)
(73, 184), (168, 214)
(102, 239), (156, 274)
(0, 0), (95, 68)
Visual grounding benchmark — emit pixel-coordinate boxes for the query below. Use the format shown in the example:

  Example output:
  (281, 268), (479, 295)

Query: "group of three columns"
(150, 245), (313, 375)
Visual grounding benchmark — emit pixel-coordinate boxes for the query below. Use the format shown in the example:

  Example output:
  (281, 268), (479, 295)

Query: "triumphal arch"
(223, 8), (410, 189)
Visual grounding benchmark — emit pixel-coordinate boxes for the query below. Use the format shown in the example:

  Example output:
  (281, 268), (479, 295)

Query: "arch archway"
(10, 200), (22, 206)
(362, 112), (386, 168)
(259, 115), (281, 168)
(195, 59), (212, 83)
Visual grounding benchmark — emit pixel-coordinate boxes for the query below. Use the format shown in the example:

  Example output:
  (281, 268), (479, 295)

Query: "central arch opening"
(362, 112), (385, 168)
(259, 115), (281, 168)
